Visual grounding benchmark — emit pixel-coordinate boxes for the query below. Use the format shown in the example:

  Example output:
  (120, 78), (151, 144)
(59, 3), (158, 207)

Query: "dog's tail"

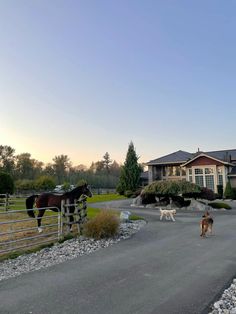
(26, 194), (38, 218)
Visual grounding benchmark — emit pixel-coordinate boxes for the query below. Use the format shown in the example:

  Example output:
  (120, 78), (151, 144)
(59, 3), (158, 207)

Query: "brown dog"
(200, 211), (214, 237)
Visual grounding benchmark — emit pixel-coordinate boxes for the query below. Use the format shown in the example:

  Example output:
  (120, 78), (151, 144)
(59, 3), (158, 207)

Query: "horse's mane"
(63, 184), (86, 198)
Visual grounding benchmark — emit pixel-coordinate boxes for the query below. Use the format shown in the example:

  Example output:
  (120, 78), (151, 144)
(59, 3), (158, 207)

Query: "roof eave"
(147, 161), (189, 166)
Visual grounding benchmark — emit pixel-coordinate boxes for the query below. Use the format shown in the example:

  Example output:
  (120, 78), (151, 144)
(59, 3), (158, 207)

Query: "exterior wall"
(186, 156), (222, 167)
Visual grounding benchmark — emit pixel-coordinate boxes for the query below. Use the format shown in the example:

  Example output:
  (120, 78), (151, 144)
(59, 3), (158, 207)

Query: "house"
(146, 149), (236, 193)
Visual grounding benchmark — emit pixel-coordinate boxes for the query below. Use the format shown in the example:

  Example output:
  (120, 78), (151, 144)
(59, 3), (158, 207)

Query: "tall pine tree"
(117, 142), (142, 194)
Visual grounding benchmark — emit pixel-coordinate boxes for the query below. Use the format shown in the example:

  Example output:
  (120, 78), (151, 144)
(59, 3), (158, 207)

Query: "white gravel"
(209, 279), (236, 314)
(0, 220), (146, 282)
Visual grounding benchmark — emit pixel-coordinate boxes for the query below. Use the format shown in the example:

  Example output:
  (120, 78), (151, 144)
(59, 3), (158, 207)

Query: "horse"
(26, 183), (92, 232)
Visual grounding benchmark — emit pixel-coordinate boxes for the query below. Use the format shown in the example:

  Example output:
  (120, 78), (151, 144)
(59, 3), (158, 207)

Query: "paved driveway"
(1, 201), (236, 314)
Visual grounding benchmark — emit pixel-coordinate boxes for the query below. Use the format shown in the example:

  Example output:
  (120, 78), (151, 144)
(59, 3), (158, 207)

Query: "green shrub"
(124, 190), (134, 198)
(200, 187), (216, 201)
(224, 182), (234, 199)
(83, 211), (120, 239)
(0, 172), (14, 194)
(208, 202), (232, 209)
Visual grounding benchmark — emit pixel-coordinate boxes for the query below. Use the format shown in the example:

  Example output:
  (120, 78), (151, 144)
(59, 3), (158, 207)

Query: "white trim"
(190, 165), (217, 193)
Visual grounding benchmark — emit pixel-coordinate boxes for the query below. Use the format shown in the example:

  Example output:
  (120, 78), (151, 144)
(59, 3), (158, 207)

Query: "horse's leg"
(37, 208), (46, 233)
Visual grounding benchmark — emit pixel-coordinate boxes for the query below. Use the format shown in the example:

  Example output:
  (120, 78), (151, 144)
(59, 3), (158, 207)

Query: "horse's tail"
(26, 194), (38, 218)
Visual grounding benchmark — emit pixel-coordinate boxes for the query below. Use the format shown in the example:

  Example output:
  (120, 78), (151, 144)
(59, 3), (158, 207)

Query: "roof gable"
(182, 152), (234, 167)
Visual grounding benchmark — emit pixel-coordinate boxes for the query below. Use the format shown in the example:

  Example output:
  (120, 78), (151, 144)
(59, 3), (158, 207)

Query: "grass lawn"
(87, 193), (126, 203)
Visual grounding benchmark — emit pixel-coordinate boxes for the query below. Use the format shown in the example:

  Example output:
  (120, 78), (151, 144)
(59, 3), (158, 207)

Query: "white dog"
(159, 209), (176, 222)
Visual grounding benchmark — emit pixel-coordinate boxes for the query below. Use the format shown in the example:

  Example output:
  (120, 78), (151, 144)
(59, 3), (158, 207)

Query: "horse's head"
(82, 184), (93, 198)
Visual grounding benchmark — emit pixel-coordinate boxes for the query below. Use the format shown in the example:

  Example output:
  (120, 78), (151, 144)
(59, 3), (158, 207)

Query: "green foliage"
(124, 190), (135, 198)
(117, 142), (142, 194)
(129, 214), (145, 221)
(0, 145), (15, 176)
(87, 193), (126, 203)
(15, 179), (35, 191)
(0, 172), (14, 194)
(34, 175), (56, 191)
(208, 202), (232, 209)
(62, 181), (71, 191)
(200, 187), (216, 201)
(83, 211), (120, 239)
(142, 180), (200, 196)
(77, 179), (87, 186)
(224, 181), (235, 199)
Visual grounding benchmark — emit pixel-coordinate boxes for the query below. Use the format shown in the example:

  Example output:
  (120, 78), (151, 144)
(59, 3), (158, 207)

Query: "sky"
(0, 0), (236, 167)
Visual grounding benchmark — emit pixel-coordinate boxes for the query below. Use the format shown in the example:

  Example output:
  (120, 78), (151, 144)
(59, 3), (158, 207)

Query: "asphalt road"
(1, 200), (236, 314)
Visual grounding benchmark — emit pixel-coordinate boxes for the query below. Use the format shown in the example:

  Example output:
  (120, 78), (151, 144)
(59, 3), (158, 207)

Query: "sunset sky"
(1, 1), (236, 167)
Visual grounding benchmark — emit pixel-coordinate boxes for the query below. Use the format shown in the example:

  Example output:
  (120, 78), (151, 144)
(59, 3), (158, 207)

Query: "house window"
(167, 166), (181, 176)
(205, 168), (214, 175)
(174, 166), (181, 176)
(218, 175), (223, 186)
(189, 169), (192, 175)
(195, 176), (204, 187)
(205, 175), (214, 191)
(163, 167), (166, 176)
(195, 168), (203, 175)
(189, 176), (193, 182)
(181, 167), (186, 176)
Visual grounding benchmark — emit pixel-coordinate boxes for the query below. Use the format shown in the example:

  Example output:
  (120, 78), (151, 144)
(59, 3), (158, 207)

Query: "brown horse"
(26, 183), (92, 232)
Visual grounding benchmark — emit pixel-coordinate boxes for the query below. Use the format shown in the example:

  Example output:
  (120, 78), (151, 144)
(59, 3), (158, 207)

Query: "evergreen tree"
(224, 181), (234, 199)
(117, 142), (142, 194)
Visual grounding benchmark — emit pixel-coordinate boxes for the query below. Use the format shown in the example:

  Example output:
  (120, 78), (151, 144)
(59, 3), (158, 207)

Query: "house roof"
(228, 166), (236, 177)
(205, 149), (236, 163)
(146, 150), (193, 165)
(147, 149), (236, 166)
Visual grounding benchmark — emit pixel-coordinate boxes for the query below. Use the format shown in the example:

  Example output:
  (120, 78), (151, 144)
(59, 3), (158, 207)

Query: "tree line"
(0, 143), (143, 194)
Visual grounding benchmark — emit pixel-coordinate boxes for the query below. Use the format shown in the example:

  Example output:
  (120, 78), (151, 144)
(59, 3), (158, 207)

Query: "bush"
(34, 176), (56, 191)
(140, 192), (157, 205)
(124, 190), (134, 198)
(224, 182), (235, 199)
(83, 211), (120, 239)
(208, 202), (232, 209)
(200, 187), (216, 201)
(171, 195), (191, 208)
(0, 172), (14, 194)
